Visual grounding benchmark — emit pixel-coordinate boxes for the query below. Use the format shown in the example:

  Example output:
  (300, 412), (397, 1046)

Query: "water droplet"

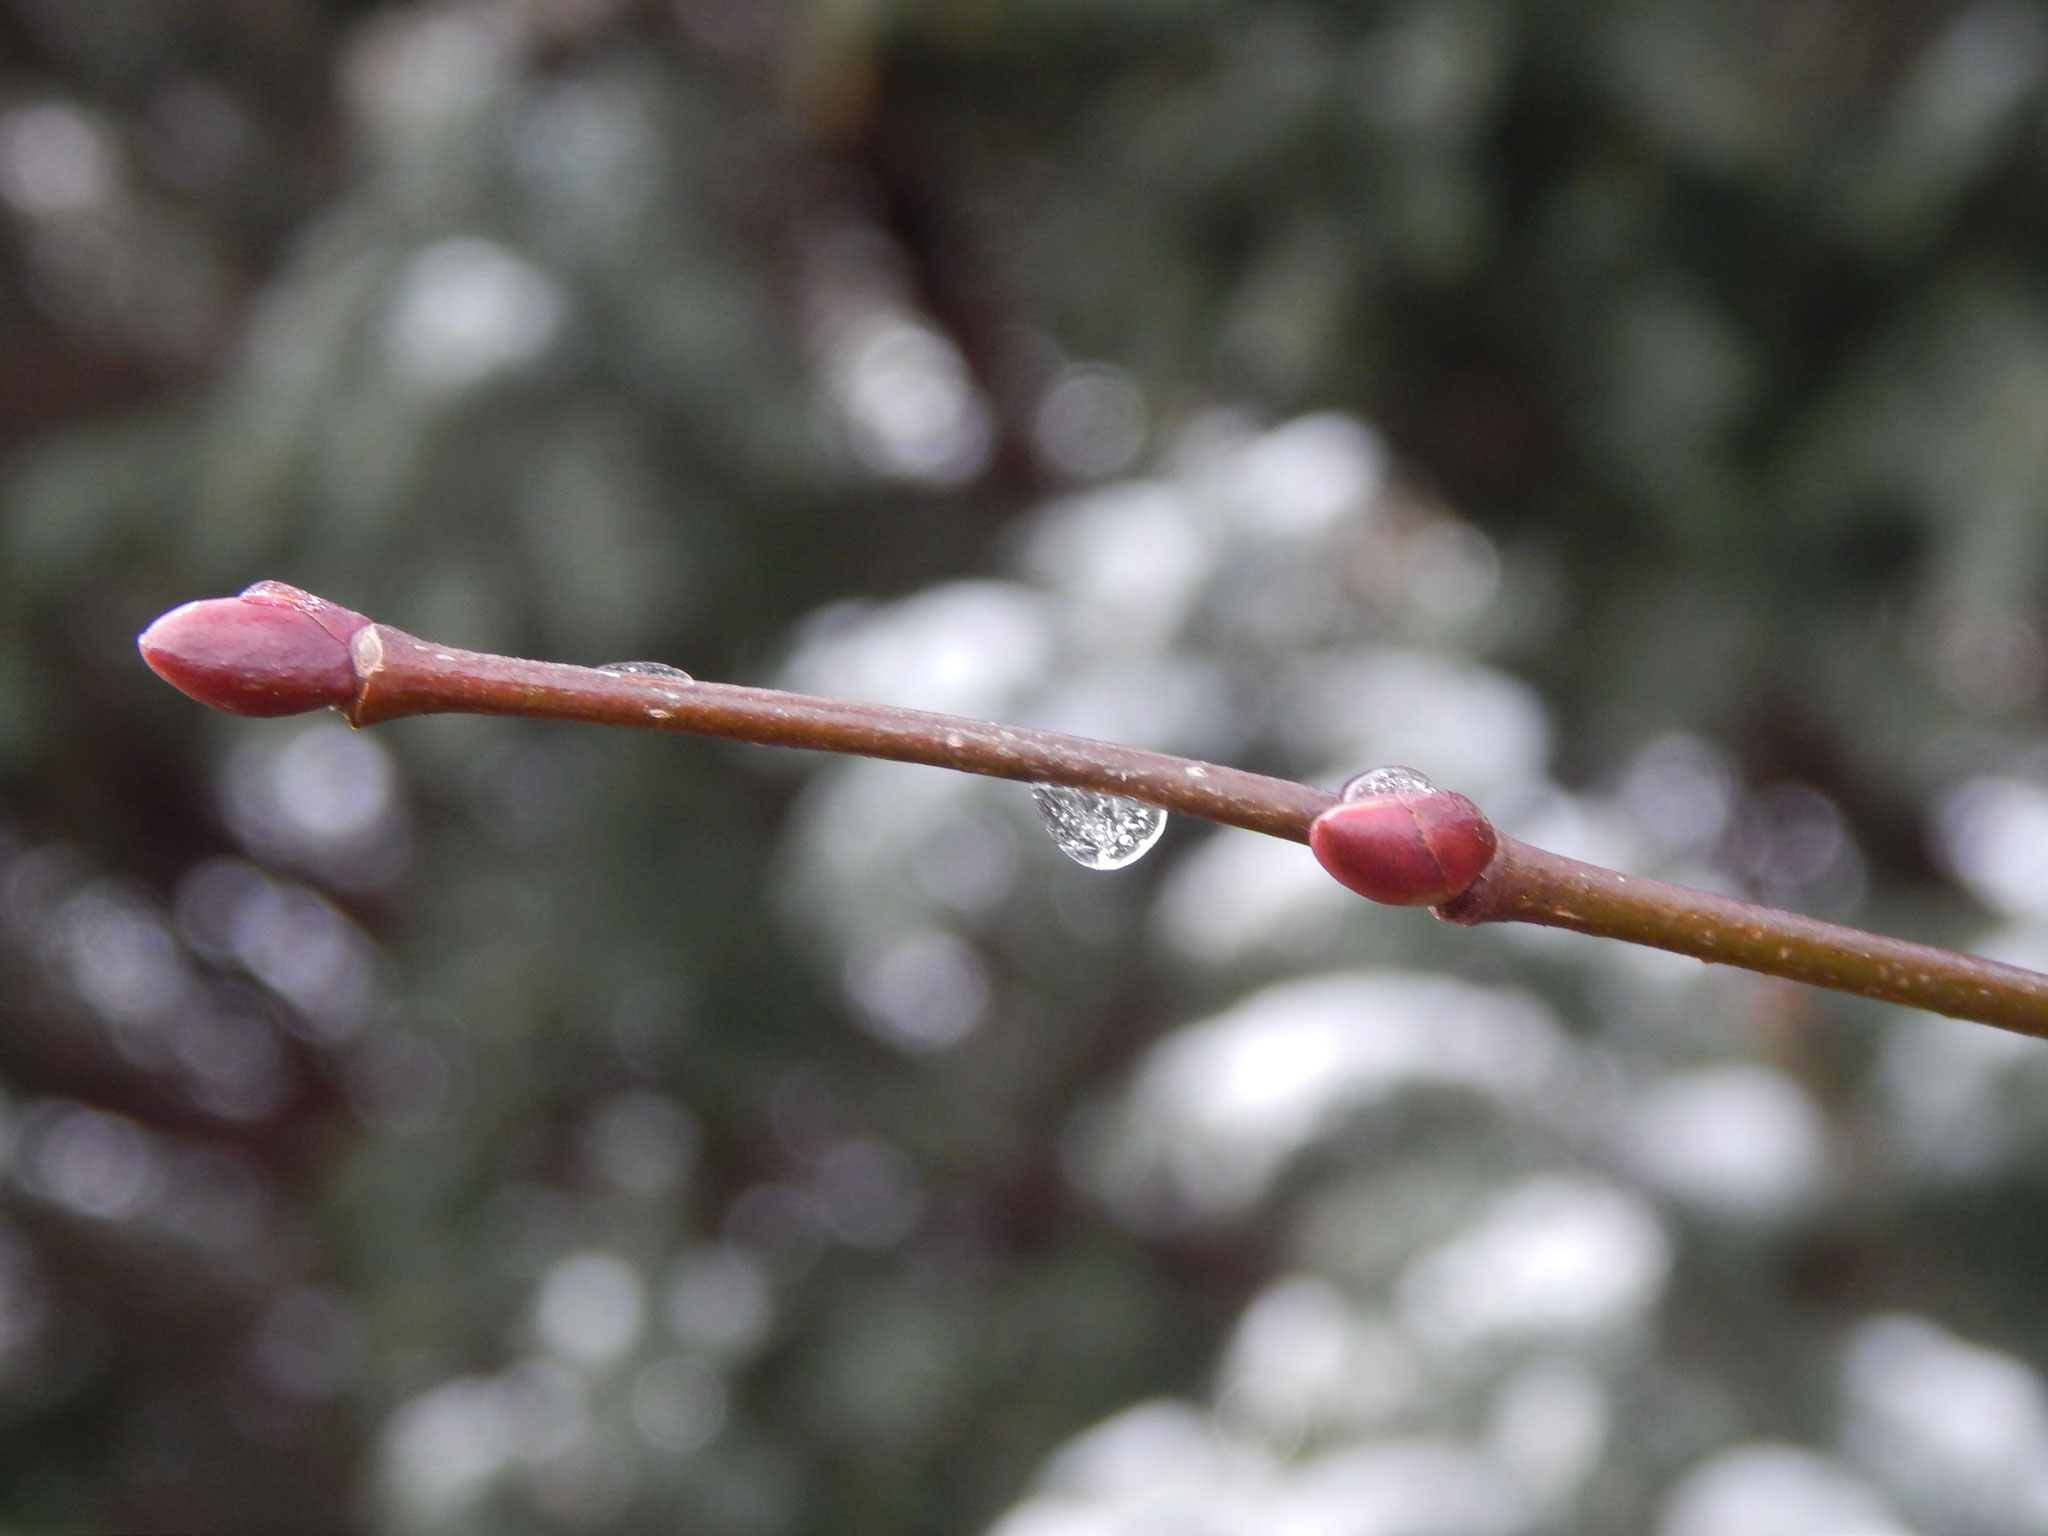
(599, 661), (693, 682)
(1031, 785), (1166, 870)
(1340, 765), (1435, 800)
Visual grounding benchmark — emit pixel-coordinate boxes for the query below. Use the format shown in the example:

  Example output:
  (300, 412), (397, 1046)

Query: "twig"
(1436, 839), (2048, 1035)
(347, 624), (1335, 841)
(138, 584), (2048, 1037)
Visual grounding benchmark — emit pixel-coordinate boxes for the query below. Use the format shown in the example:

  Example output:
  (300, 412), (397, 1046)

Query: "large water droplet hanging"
(1031, 785), (1166, 871)
(599, 661), (693, 681)
(1339, 765), (1435, 800)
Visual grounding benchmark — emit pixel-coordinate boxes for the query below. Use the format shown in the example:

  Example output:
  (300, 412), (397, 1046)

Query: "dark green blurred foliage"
(6, 2), (2048, 1534)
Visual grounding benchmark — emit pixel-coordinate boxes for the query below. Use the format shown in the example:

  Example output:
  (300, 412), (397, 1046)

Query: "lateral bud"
(137, 583), (369, 718)
(1309, 776), (1498, 907)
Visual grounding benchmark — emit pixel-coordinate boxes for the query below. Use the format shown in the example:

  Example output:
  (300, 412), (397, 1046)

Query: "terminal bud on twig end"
(138, 582), (368, 718)
(1309, 785), (1498, 907)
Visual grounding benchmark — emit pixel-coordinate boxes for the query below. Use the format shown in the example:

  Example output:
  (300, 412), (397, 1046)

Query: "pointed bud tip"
(138, 591), (361, 718)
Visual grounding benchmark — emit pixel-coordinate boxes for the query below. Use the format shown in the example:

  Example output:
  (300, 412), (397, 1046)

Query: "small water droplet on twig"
(1030, 785), (1166, 870)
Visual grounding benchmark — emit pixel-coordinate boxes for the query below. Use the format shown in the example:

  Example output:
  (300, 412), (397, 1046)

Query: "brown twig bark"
(138, 587), (2048, 1038)
(1438, 837), (2048, 1035)
(347, 624), (2048, 1037)
(348, 625), (1335, 840)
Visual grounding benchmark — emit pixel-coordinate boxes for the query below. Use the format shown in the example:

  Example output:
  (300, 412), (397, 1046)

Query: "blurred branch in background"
(11, 2), (2048, 1535)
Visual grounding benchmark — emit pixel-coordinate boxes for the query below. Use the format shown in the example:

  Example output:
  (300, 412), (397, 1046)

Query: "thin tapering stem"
(345, 622), (2048, 1037)
(346, 625), (1336, 841)
(139, 590), (2048, 1038)
(1439, 837), (2048, 1037)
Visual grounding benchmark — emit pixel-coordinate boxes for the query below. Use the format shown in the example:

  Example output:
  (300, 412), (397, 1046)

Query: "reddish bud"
(1309, 786), (1498, 906)
(138, 585), (366, 718)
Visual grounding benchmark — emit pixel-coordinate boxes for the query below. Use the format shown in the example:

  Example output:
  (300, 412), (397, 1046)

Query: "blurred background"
(7, 1), (2048, 1531)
